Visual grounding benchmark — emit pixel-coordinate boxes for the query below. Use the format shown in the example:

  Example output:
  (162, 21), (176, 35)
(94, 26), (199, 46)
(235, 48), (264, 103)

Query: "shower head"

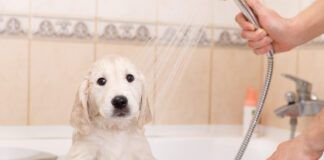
(233, 0), (260, 28)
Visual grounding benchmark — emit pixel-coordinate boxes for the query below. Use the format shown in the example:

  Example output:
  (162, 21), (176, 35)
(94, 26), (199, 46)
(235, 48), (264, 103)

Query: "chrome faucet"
(274, 74), (324, 139)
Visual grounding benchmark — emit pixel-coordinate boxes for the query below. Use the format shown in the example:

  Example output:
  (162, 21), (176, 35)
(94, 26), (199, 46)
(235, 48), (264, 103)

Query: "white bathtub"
(0, 125), (321, 160)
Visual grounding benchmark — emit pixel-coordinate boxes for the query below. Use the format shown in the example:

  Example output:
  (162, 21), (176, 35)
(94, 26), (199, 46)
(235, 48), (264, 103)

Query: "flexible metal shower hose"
(232, 0), (275, 159)
(234, 52), (274, 160)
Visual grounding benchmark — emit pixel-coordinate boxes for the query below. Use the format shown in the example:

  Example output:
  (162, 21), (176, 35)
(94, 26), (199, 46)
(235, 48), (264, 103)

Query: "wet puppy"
(67, 56), (154, 160)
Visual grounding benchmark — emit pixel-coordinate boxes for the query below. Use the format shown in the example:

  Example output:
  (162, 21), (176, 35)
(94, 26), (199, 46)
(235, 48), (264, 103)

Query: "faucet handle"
(282, 74), (312, 95)
(285, 91), (296, 104)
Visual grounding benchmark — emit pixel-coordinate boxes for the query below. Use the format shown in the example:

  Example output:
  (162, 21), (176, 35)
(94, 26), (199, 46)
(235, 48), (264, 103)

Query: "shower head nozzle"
(233, 0), (260, 28)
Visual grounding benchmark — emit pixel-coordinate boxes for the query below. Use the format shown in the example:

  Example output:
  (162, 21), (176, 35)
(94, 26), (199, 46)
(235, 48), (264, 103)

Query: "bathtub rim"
(0, 125), (292, 142)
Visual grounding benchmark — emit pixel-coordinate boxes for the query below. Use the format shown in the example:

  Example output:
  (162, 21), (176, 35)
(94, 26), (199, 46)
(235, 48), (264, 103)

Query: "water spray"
(233, 0), (274, 159)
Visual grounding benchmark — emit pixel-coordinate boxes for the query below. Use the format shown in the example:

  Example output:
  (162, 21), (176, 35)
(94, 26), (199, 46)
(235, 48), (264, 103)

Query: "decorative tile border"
(157, 25), (212, 46)
(214, 28), (246, 46)
(98, 20), (155, 43)
(31, 16), (94, 40)
(0, 15), (28, 37)
(0, 14), (324, 46)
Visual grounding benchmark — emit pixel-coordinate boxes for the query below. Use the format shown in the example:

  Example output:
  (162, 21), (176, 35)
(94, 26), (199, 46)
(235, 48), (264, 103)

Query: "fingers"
(246, 0), (264, 15)
(254, 45), (272, 55)
(235, 2), (273, 55)
(248, 36), (272, 49)
(235, 13), (255, 31)
(240, 28), (272, 55)
(241, 28), (267, 41)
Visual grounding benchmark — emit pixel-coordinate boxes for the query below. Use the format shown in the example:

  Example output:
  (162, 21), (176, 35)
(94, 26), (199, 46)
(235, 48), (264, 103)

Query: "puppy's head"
(71, 56), (152, 134)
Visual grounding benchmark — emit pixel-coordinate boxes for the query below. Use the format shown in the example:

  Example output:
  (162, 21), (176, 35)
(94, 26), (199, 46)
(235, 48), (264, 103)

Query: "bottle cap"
(245, 87), (258, 107)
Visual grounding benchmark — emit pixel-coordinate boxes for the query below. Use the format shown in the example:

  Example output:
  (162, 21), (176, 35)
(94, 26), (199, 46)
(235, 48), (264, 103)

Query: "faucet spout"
(274, 74), (324, 139)
(275, 100), (324, 118)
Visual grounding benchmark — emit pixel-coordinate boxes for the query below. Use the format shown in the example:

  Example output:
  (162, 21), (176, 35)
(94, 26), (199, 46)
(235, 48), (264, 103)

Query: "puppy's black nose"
(112, 95), (128, 109)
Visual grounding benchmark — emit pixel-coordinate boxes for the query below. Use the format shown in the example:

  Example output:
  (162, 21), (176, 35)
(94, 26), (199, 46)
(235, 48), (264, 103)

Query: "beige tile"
(158, 0), (213, 25)
(154, 47), (211, 124)
(261, 51), (298, 129)
(0, 39), (28, 125)
(98, 0), (157, 22)
(31, 0), (96, 18)
(299, 48), (324, 99)
(30, 41), (94, 124)
(214, 0), (240, 28)
(0, 0), (29, 14)
(298, 48), (324, 129)
(96, 43), (156, 121)
(96, 43), (156, 76)
(211, 47), (262, 124)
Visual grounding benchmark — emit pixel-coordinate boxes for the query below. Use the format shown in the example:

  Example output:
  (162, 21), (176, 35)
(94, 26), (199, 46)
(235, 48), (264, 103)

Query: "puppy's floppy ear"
(138, 78), (153, 127)
(70, 78), (91, 135)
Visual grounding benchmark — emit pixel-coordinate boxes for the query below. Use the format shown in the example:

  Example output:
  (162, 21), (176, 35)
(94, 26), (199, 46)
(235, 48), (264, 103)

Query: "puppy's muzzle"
(112, 95), (129, 117)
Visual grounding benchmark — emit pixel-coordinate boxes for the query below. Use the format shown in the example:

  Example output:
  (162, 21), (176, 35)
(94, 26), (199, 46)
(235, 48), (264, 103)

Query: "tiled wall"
(0, 0), (323, 130)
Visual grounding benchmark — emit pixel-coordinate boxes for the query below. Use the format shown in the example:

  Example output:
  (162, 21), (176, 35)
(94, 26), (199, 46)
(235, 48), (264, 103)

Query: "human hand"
(267, 136), (323, 160)
(235, 0), (298, 54)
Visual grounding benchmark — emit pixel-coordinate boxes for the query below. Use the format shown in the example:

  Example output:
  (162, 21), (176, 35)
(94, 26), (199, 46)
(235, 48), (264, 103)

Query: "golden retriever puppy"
(67, 56), (154, 160)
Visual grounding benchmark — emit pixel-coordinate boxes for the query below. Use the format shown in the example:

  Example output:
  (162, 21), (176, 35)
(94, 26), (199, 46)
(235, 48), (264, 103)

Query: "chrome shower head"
(233, 0), (260, 28)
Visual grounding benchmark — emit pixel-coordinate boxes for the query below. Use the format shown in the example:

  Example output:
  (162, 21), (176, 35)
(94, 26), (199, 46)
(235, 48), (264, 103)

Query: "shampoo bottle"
(243, 88), (259, 137)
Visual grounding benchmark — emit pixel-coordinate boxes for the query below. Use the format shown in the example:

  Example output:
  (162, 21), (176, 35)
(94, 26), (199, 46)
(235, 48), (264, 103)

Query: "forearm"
(299, 109), (324, 154)
(291, 0), (324, 46)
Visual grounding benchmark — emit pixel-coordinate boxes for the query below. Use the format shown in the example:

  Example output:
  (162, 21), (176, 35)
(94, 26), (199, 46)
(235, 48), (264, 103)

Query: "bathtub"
(0, 125), (322, 160)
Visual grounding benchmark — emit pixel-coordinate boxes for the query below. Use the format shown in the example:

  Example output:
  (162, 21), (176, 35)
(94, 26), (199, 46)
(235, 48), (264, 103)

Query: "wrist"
(298, 133), (324, 158)
(286, 17), (303, 48)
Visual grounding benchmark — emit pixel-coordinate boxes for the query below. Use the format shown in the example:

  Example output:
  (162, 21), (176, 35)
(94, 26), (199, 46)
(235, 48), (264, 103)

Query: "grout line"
(93, 0), (99, 61)
(31, 14), (94, 21)
(296, 49), (300, 76)
(152, 40), (157, 125)
(0, 12), (248, 31)
(0, 14), (247, 43)
(208, 0), (215, 125)
(152, 0), (159, 125)
(0, 12), (252, 30)
(26, 0), (32, 125)
(208, 39), (214, 124)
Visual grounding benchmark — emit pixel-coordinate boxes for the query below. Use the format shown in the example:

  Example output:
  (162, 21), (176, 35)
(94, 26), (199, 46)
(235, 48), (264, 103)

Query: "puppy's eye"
(97, 77), (106, 86)
(126, 74), (135, 83)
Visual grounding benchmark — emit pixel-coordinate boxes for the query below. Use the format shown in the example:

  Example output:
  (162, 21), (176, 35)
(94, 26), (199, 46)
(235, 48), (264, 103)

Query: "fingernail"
(249, 24), (255, 30)
(259, 29), (266, 36)
(256, 29), (262, 34)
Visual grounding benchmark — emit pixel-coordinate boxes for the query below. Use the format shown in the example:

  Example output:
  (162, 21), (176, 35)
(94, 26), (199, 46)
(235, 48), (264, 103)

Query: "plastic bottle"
(243, 87), (259, 137)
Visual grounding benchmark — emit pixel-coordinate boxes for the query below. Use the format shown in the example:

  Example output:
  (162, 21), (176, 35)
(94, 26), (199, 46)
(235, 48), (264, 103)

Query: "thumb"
(246, 0), (265, 15)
